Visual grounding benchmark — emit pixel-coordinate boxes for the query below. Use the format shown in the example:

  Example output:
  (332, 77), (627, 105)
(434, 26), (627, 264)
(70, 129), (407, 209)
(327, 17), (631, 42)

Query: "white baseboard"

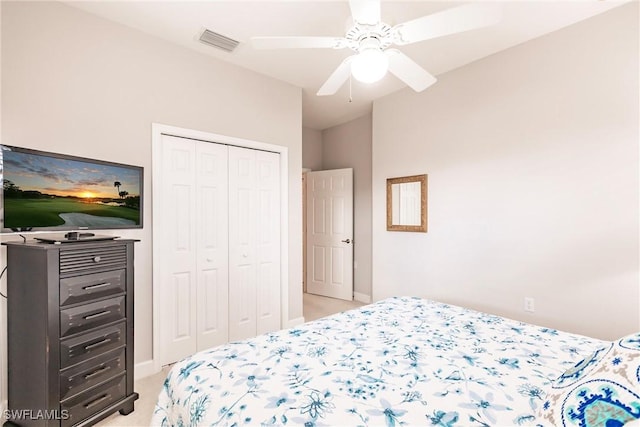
(135, 360), (161, 380)
(287, 316), (305, 328)
(354, 292), (372, 304)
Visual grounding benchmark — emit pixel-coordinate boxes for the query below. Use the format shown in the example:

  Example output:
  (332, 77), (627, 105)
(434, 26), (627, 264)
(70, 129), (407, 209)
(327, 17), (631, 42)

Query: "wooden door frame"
(151, 123), (289, 373)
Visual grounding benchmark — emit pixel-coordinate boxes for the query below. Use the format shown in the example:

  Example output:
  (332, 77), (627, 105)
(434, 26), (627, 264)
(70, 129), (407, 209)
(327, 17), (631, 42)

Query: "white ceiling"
(64, 1), (626, 130)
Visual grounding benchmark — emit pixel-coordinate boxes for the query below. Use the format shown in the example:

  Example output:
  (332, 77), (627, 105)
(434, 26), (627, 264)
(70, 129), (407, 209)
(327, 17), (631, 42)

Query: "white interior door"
(228, 147), (281, 340)
(228, 146), (258, 340)
(157, 135), (229, 365)
(195, 141), (229, 351)
(158, 134), (198, 365)
(255, 150), (281, 335)
(306, 168), (354, 301)
(154, 128), (284, 366)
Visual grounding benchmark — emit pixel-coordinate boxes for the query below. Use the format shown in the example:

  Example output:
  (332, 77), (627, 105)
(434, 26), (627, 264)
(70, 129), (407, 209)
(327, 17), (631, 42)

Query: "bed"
(152, 297), (640, 426)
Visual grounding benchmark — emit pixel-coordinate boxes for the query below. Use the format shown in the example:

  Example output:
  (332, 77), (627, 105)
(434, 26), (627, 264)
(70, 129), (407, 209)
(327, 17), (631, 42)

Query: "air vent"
(199, 29), (240, 52)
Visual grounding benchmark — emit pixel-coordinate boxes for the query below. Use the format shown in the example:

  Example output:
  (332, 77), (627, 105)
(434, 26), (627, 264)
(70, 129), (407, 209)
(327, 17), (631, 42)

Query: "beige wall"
(302, 126), (323, 171)
(372, 3), (639, 341)
(0, 0), (303, 397)
(323, 114), (372, 301)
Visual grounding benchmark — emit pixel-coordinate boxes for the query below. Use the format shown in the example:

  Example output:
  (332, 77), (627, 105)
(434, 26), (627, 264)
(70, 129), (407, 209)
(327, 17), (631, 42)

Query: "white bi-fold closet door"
(156, 134), (280, 366)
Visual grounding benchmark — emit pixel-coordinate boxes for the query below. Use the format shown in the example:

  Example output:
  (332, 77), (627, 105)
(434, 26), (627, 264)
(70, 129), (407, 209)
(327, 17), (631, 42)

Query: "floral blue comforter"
(152, 297), (604, 426)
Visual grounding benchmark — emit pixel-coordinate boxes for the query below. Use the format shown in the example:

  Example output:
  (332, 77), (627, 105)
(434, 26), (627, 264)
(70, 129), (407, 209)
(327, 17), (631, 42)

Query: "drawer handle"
(84, 393), (111, 409)
(84, 365), (111, 380)
(83, 310), (111, 320)
(82, 282), (111, 291)
(84, 338), (112, 351)
(93, 256), (102, 263)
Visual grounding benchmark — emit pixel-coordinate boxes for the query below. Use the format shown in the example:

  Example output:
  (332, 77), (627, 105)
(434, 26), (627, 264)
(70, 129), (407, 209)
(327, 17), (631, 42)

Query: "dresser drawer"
(60, 244), (127, 277)
(60, 348), (125, 400)
(60, 296), (125, 338)
(61, 374), (126, 427)
(61, 323), (126, 369)
(60, 269), (126, 307)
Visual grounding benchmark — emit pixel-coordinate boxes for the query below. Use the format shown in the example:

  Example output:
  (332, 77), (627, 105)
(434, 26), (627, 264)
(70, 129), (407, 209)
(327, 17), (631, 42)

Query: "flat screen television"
(1, 145), (143, 233)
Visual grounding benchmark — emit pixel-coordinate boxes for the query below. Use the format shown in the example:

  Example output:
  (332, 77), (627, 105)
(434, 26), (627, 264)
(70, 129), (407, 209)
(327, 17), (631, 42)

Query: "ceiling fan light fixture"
(351, 48), (388, 83)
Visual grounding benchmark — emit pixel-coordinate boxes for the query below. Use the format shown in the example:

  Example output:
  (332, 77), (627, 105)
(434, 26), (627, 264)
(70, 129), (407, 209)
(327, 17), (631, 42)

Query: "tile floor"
(98, 293), (364, 426)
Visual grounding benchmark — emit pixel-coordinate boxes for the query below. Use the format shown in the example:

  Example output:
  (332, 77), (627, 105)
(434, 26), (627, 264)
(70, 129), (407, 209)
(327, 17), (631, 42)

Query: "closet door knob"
(242, 253), (248, 258)
(341, 239), (351, 244)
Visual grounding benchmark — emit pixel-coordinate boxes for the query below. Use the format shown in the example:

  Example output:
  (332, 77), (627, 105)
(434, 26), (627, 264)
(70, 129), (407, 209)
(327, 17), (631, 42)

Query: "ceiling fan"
(251, 1), (501, 96)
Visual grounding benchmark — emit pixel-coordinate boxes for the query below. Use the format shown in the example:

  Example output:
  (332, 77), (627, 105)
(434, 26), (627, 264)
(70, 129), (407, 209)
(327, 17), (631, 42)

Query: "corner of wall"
(354, 292), (372, 304)
(301, 127), (323, 171)
(135, 360), (160, 381)
(287, 317), (306, 328)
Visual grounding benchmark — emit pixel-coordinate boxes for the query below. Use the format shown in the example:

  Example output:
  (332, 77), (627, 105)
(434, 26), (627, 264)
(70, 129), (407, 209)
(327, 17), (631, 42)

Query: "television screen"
(1, 145), (143, 232)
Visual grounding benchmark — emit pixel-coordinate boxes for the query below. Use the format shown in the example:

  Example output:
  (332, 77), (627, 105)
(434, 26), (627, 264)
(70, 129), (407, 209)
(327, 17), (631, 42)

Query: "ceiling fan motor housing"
(345, 22), (393, 53)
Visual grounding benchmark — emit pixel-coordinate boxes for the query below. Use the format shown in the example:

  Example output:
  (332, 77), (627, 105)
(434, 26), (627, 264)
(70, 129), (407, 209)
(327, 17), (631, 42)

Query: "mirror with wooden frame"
(386, 174), (427, 232)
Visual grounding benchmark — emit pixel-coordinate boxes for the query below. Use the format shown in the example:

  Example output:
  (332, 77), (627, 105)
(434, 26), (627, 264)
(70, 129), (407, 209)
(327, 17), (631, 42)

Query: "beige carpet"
(97, 293), (364, 426)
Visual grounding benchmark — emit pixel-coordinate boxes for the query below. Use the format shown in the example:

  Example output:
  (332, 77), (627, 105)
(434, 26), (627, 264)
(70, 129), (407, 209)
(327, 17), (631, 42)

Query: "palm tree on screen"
(114, 181), (121, 197)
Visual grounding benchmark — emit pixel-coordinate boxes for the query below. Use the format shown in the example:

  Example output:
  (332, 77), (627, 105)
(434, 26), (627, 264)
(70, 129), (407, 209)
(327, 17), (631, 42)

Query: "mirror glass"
(386, 175), (427, 232)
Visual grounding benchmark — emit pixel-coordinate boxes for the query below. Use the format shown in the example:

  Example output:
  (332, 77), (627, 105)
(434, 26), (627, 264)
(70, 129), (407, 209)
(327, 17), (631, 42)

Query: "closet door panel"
(156, 135), (282, 364)
(196, 142), (229, 351)
(228, 146), (257, 341)
(159, 135), (198, 364)
(256, 151), (281, 334)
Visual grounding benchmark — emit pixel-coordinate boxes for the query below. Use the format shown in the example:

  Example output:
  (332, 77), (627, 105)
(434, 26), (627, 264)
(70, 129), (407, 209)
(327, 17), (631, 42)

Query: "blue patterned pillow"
(537, 332), (640, 427)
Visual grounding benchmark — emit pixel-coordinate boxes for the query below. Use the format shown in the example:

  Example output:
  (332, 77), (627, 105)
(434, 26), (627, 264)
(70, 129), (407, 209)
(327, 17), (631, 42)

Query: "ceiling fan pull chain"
(349, 74), (353, 103)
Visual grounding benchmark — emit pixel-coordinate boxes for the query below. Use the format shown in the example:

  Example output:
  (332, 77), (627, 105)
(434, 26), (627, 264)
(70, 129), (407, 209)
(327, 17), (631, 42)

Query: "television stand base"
(34, 234), (119, 244)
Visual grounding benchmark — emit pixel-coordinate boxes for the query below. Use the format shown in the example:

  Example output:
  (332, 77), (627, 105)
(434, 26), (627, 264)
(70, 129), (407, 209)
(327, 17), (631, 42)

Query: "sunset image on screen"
(2, 148), (142, 230)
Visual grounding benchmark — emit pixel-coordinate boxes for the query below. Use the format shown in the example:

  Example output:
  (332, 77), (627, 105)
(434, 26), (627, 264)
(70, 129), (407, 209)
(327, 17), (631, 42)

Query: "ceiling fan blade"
(349, 0), (381, 25)
(251, 36), (347, 50)
(393, 3), (502, 45)
(386, 49), (437, 92)
(317, 56), (354, 96)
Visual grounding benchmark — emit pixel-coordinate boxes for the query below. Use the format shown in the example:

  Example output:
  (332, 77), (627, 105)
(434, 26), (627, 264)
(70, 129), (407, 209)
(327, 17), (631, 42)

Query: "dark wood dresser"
(3, 239), (138, 426)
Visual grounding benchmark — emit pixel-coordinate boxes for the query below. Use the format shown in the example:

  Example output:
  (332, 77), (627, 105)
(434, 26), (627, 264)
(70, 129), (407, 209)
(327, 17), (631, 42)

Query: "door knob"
(341, 239), (351, 244)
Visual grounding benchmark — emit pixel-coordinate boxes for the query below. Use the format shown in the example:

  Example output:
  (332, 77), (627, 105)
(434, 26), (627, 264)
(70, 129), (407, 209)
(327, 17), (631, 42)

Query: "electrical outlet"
(524, 297), (535, 313)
